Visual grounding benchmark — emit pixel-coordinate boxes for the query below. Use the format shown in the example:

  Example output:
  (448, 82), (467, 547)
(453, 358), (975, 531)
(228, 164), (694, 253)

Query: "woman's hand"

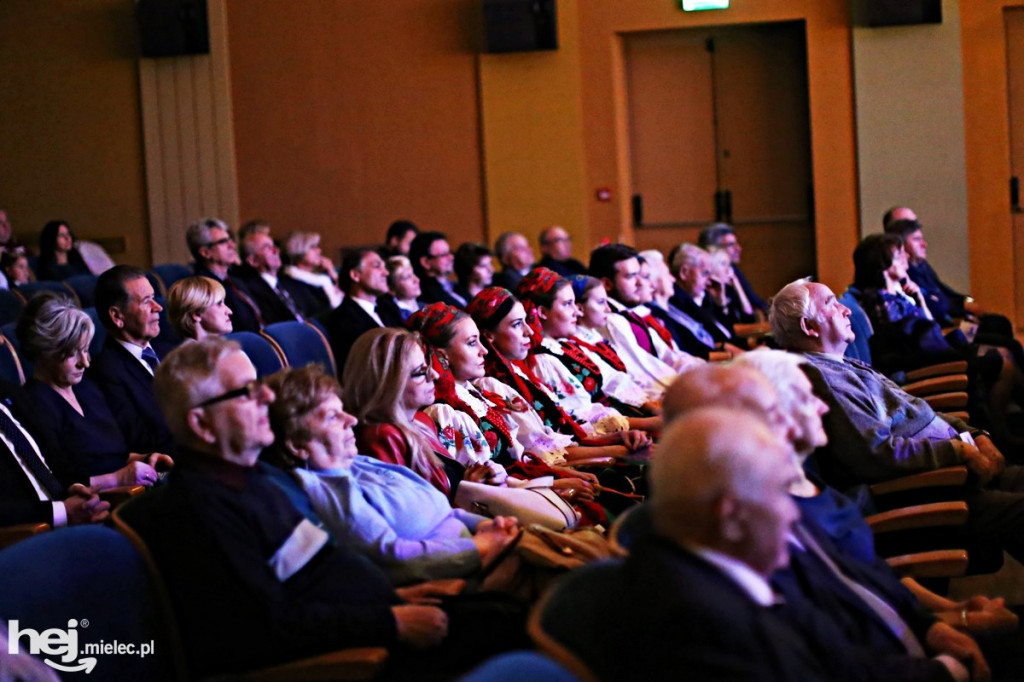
(553, 477), (595, 501)
(463, 461), (508, 486)
(117, 461), (159, 487)
(618, 430), (652, 452)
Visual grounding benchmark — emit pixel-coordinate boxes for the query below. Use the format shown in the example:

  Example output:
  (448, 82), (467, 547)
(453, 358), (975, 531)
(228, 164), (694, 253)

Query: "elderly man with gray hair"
(770, 279), (1024, 568)
(698, 221), (768, 314)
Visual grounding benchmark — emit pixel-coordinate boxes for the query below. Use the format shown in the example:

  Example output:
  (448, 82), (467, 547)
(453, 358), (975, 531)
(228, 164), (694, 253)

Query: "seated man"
(541, 409), (980, 681)
(770, 279), (1024, 565)
(588, 243), (701, 381)
(322, 247), (404, 370)
(492, 232), (535, 292)
(186, 217), (262, 332)
(233, 228), (319, 323)
(0, 379), (109, 527)
(89, 265), (176, 456)
(409, 231), (464, 307)
(536, 226), (585, 277)
(698, 221), (768, 315)
(143, 338), (525, 677)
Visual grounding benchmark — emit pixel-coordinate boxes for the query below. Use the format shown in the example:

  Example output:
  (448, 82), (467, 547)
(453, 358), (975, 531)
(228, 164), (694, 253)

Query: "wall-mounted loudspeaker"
(855, 0), (942, 27)
(483, 0), (558, 53)
(136, 0), (210, 58)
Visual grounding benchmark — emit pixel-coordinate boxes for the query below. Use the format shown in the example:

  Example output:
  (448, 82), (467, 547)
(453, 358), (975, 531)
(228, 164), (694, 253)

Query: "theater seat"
(226, 331), (286, 377)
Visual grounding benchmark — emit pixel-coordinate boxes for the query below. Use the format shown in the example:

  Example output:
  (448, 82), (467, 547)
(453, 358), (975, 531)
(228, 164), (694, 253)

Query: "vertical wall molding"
(138, 0), (238, 266)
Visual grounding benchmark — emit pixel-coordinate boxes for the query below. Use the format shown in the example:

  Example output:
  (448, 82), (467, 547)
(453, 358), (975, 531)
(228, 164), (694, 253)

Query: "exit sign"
(683, 0), (729, 10)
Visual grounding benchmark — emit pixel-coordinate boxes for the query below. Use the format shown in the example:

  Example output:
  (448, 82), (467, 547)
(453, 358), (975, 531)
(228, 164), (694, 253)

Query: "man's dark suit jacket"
(322, 296), (405, 372)
(0, 381), (80, 525)
(231, 264), (303, 325)
(279, 274), (332, 318)
(194, 264), (261, 332)
(417, 275), (465, 308)
(546, 534), (951, 682)
(88, 337), (175, 456)
(492, 268), (526, 293)
(538, 255), (586, 278)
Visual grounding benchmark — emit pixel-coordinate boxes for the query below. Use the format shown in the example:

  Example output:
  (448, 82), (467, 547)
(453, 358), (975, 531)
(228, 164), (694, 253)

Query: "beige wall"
(853, 0), (970, 292)
(0, 0), (149, 265)
(226, 0), (486, 262)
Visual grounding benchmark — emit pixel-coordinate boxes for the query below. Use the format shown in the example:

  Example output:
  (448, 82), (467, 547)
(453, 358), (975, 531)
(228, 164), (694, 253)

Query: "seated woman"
(515, 268), (661, 427)
(263, 364), (519, 586)
(0, 250), (31, 288)
(281, 230), (342, 314)
(385, 255), (422, 321)
(706, 246), (757, 325)
(166, 276), (233, 341)
(343, 326), (501, 498)
(453, 243), (495, 304)
(17, 292), (171, 488)
(855, 233), (1024, 444)
(35, 221), (91, 281)
(466, 286), (652, 459)
(570, 275), (663, 408)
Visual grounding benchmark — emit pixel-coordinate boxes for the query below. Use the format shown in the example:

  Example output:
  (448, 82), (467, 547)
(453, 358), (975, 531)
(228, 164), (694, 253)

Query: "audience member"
(88, 265), (176, 455)
(0, 209), (20, 290)
(770, 279), (1024, 564)
(466, 287), (645, 460)
(385, 255), (422, 321)
(263, 364), (519, 586)
(637, 249), (673, 311)
(537, 226), (585, 277)
(166, 275), (233, 341)
(383, 220), (419, 258)
(409, 231), (463, 307)
(144, 337), (525, 677)
(707, 245), (757, 323)
(35, 221), (90, 281)
(660, 243), (744, 359)
(323, 247), (404, 369)
(698, 221), (768, 314)
(492, 232), (534, 291)
(187, 217), (262, 332)
(453, 242), (494, 303)
(515, 269), (660, 429)
(589, 243), (701, 377)
(281, 230), (343, 314)
(882, 205), (918, 228)
(234, 230), (310, 324)
(18, 292), (171, 488)
(0, 250), (31, 288)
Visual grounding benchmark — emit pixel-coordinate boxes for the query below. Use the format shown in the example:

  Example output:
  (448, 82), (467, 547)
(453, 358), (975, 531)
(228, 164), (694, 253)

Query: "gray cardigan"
(798, 352), (968, 491)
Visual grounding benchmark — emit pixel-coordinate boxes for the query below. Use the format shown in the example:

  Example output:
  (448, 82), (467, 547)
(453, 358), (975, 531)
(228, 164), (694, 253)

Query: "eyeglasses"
(426, 251), (451, 260)
(204, 237), (234, 248)
(194, 380), (264, 408)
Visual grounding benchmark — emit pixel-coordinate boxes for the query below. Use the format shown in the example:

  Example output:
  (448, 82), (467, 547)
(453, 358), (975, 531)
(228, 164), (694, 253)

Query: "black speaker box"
(857, 0), (942, 27)
(483, 0), (558, 53)
(137, 0), (210, 58)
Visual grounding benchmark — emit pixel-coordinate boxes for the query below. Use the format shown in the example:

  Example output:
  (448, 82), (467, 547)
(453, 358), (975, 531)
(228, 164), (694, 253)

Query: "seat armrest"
(887, 550), (969, 578)
(708, 351), (732, 363)
(902, 375), (969, 397)
(903, 361), (969, 382)
(563, 457), (617, 469)
(868, 466), (969, 496)
(865, 501), (968, 533)
(228, 647), (390, 682)
(0, 522), (50, 550)
(99, 485), (147, 509)
(923, 392), (969, 412)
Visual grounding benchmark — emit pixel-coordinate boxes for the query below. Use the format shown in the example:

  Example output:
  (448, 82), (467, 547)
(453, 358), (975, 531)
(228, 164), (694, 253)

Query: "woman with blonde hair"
(282, 230), (342, 312)
(166, 276), (233, 341)
(344, 327), (502, 498)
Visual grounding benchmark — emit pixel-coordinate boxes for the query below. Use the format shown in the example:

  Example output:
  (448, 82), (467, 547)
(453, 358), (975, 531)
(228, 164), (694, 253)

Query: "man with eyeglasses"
(698, 222), (768, 316)
(89, 265), (177, 456)
(186, 217), (262, 332)
(322, 246), (405, 369)
(139, 338), (526, 678)
(233, 230), (319, 325)
(537, 225), (586, 278)
(408, 230), (463, 307)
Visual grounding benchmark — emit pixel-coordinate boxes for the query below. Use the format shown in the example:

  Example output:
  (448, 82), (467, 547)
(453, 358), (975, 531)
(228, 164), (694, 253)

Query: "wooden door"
(1006, 8), (1024, 330)
(624, 22), (814, 298)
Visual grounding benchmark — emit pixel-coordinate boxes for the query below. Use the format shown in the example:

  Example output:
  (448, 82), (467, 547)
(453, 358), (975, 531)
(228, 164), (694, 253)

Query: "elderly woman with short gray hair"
(17, 292), (172, 488)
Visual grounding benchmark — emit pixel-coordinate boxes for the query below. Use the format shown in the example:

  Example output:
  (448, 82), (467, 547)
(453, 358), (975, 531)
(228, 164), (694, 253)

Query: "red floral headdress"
(513, 267), (566, 345)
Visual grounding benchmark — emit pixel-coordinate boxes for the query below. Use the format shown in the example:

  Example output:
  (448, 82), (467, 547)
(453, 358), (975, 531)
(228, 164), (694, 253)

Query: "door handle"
(1012, 176), (1021, 212)
(632, 194), (644, 226)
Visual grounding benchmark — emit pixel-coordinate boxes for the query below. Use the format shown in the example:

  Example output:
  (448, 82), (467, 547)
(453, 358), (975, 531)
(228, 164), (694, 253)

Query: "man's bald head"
(651, 408), (799, 576)
(663, 364), (782, 430)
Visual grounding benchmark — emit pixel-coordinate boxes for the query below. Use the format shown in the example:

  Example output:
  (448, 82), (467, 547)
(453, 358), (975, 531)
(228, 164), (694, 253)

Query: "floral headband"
(466, 287), (517, 331)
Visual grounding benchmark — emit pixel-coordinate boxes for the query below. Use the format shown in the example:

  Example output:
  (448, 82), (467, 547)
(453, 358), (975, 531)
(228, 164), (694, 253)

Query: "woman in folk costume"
(568, 274), (666, 408)
(466, 286), (650, 457)
(513, 268), (661, 430)
(407, 303), (606, 522)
